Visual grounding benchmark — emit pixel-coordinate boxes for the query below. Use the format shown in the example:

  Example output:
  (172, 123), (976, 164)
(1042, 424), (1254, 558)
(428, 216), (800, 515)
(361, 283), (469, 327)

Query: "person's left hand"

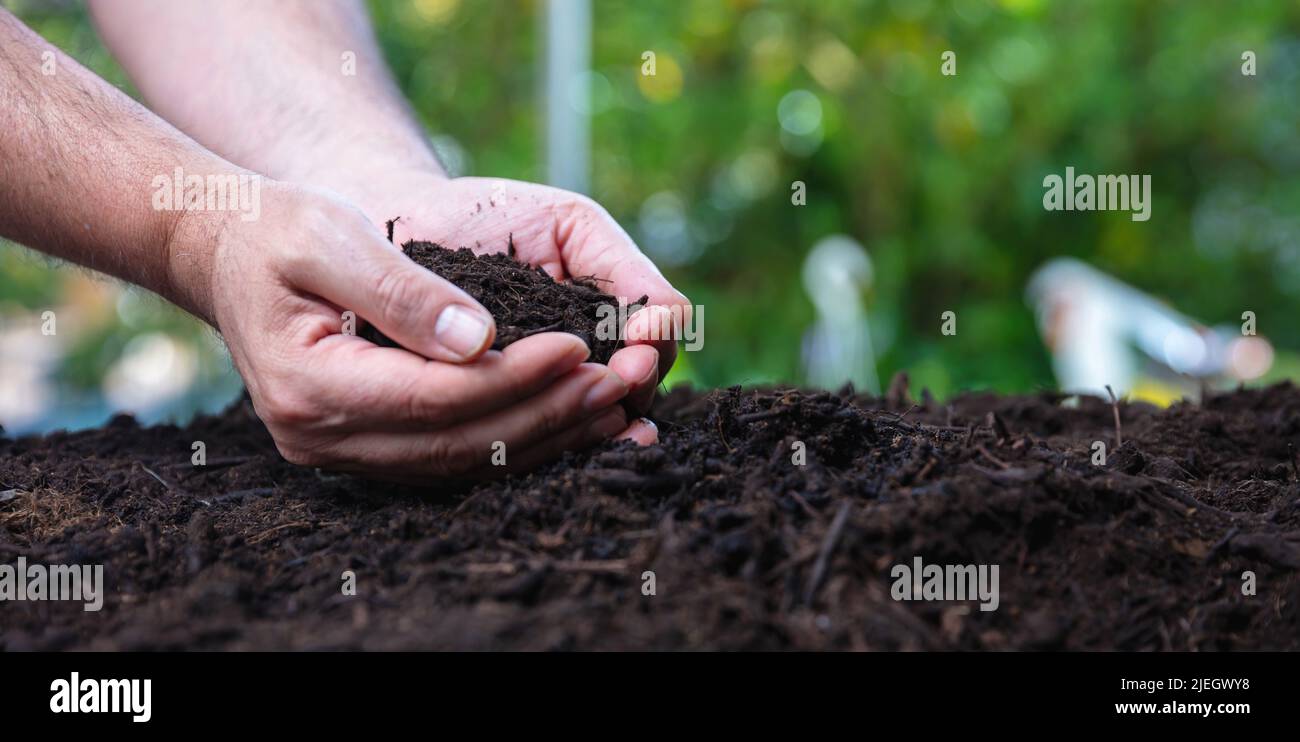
(348, 173), (693, 437)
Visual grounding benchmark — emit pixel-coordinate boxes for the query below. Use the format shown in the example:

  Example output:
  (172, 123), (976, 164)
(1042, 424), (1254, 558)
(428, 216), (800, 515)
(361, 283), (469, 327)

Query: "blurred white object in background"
(1026, 258), (1272, 401)
(801, 235), (880, 394)
(0, 318), (60, 431)
(103, 332), (198, 417)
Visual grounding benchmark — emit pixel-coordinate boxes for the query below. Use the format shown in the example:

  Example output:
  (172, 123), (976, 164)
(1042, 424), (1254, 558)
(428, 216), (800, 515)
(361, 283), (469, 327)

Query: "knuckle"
(295, 197), (351, 234)
(273, 233), (315, 279)
(272, 434), (327, 467)
(400, 383), (454, 426)
(529, 400), (570, 441)
(276, 198), (371, 274)
(255, 390), (313, 430)
(554, 192), (602, 222)
(424, 431), (478, 475)
(373, 269), (429, 327)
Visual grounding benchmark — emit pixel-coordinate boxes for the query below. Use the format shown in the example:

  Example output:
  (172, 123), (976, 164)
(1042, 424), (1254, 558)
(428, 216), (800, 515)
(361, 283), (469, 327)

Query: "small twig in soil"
(139, 464), (173, 491)
(1105, 385), (1124, 448)
(804, 501), (851, 606)
(788, 491), (821, 520)
(736, 409), (784, 424)
(717, 416), (733, 453)
(985, 411), (1011, 443)
(765, 545), (821, 580)
(976, 445), (1011, 470)
(893, 404), (918, 422)
(282, 553), (318, 569)
(453, 490), (487, 517)
(247, 520), (315, 545)
(886, 371), (910, 410)
(1289, 443), (1298, 483)
(1206, 526), (1240, 562)
(1151, 486), (1233, 520)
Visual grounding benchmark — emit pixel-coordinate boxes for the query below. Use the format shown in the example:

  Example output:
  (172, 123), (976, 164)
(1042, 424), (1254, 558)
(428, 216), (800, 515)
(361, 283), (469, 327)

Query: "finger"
(333, 362), (629, 474)
(324, 408), (642, 484)
(474, 406), (629, 476)
(480, 411), (657, 478)
(624, 305), (680, 382)
(285, 217), (496, 362)
(305, 331), (591, 432)
(607, 344), (659, 415)
(485, 412), (658, 477)
(615, 417), (658, 446)
(552, 199), (691, 383)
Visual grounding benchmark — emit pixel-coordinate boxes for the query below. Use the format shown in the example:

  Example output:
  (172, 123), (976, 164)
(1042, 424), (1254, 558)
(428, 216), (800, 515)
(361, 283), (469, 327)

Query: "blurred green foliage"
(5, 0), (1300, 401)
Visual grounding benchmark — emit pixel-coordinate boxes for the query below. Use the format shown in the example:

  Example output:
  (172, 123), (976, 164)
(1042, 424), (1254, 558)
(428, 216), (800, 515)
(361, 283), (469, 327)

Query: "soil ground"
(3, 379), (1299, 650)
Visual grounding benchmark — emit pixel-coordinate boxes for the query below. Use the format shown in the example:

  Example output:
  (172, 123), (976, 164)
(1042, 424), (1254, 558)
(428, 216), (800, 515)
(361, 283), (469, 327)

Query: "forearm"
(89, 0), (445, 225)
(0, 9), (231, 322)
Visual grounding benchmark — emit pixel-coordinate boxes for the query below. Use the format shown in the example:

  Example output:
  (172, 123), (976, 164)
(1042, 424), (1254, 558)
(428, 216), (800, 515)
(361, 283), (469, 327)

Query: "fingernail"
(435, 304), (491, 359)
(617, 417), (658, 446)
(559, 336), (592, 367)
(633, 349), (658, 384)
(583, 370), (628, 413)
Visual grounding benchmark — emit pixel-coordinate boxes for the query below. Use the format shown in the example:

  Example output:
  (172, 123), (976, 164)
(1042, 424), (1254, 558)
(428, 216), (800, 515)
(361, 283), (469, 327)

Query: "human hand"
(346, 172), (693, 417)
(170, 181), (654, 482)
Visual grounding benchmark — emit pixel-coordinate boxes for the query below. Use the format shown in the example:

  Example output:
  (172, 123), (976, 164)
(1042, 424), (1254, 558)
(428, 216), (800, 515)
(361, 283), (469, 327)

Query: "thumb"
(290, 231), (496, 363)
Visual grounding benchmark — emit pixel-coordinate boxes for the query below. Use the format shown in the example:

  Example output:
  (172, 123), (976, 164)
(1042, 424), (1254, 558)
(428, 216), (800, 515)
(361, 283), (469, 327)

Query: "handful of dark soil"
(361, 239), (645, 364)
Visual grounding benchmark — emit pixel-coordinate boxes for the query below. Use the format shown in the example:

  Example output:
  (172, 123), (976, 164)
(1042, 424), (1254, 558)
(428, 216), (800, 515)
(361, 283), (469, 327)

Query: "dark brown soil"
(361, 239), (644, 364)
(3, 378), (1299, 650)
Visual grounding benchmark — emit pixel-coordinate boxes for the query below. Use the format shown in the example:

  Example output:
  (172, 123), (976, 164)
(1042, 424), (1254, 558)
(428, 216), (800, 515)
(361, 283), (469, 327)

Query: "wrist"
(162, 194), (237, 327)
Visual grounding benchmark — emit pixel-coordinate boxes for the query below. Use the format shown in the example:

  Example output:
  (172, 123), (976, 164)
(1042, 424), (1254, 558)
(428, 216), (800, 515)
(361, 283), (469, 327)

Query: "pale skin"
(0, 3), (690, 482)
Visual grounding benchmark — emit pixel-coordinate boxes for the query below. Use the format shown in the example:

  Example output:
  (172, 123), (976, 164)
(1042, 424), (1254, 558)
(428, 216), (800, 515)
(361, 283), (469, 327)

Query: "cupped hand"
(170, 181), (657, 482)
(359, 173), (694, 417)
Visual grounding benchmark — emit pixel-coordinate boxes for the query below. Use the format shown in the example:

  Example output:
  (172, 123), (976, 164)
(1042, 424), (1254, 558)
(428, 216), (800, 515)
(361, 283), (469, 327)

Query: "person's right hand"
(171, 182), (655, 482)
